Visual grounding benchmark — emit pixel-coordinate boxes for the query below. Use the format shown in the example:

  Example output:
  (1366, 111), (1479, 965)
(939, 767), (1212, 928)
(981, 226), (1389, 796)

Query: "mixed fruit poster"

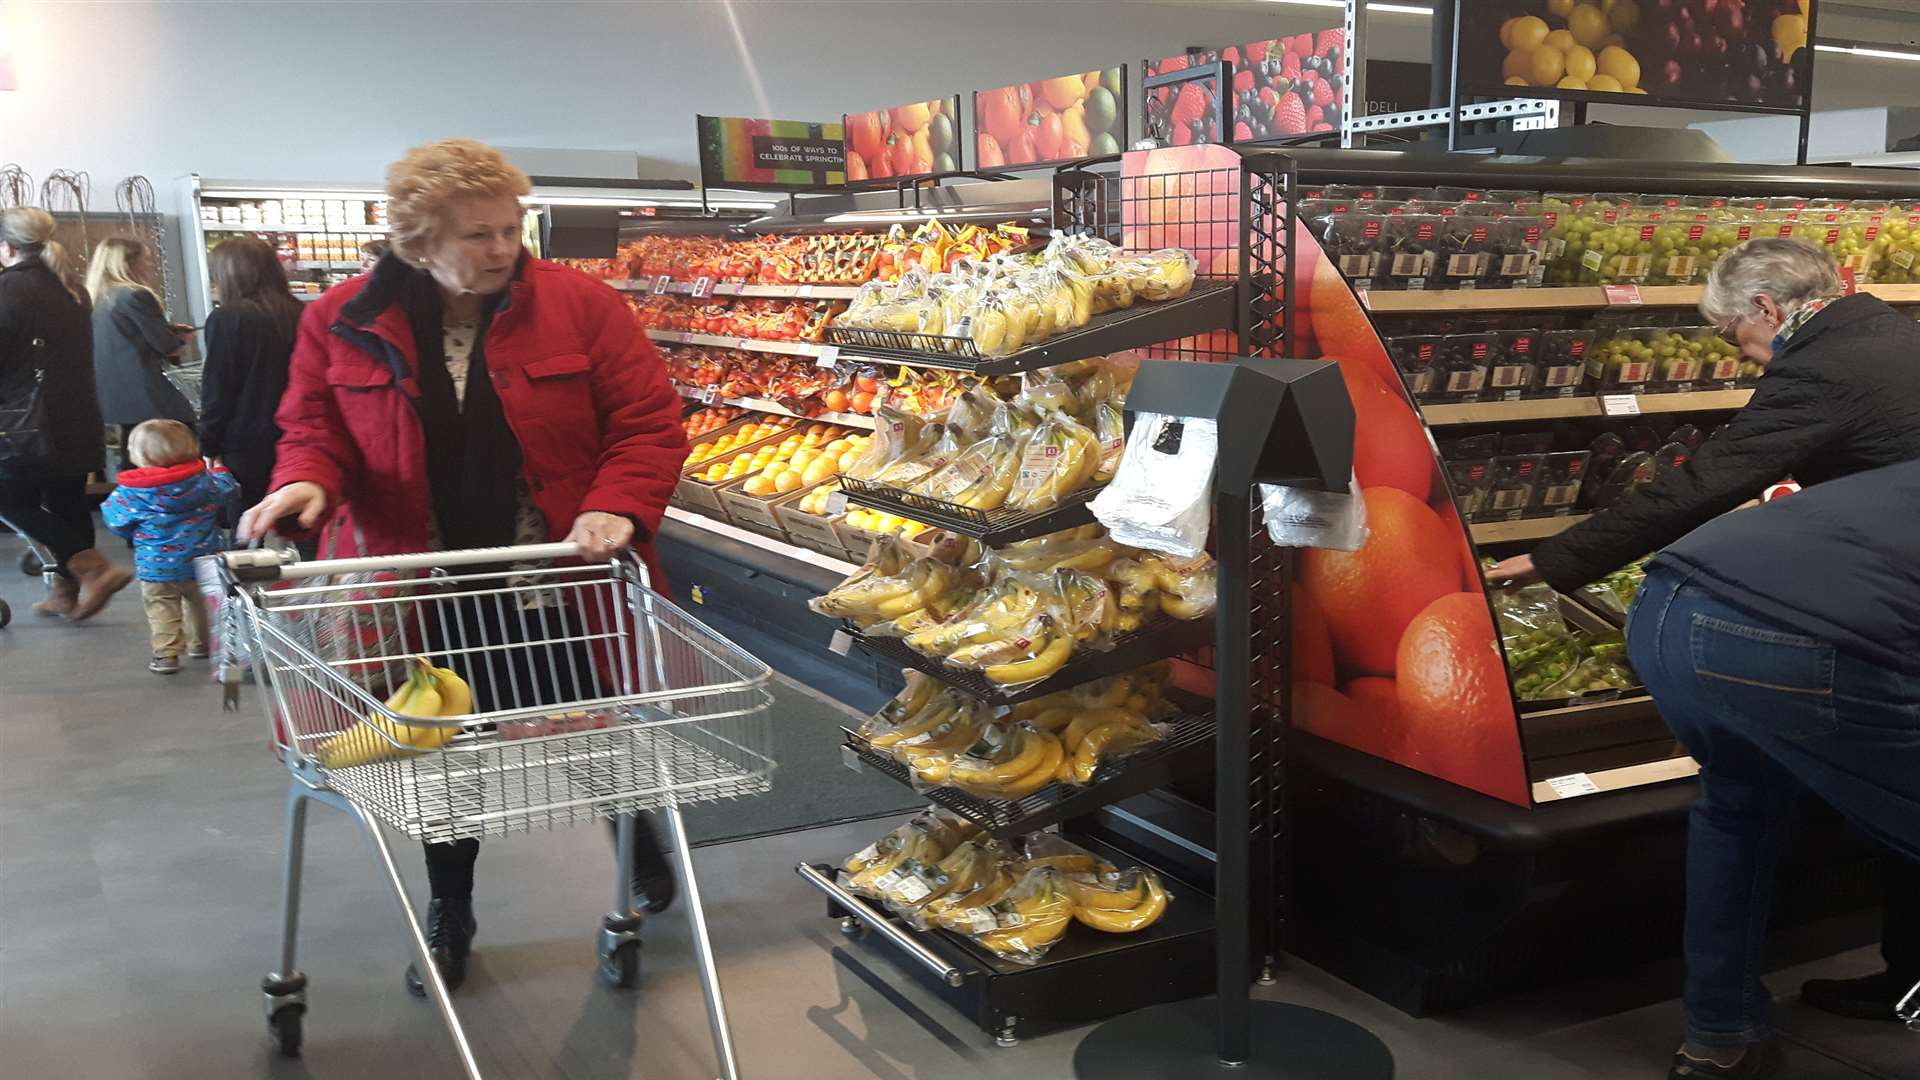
(973, 68), (1127, 170)
(1459, 0), (1814, 106)
(843, 97), (964, 182)
(1122, 143), (1532, 807)
(1143, 30), (1346, 147)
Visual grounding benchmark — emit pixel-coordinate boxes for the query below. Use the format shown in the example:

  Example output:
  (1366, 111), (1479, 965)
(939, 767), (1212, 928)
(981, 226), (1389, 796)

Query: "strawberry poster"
(1121, 143), (1532, 807)
(973, 67), (1127, 169)
(1144, 30), (1347, 146)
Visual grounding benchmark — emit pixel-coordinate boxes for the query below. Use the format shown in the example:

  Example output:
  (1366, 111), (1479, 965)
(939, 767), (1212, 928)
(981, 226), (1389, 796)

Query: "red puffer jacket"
(269, 255), (689, 591)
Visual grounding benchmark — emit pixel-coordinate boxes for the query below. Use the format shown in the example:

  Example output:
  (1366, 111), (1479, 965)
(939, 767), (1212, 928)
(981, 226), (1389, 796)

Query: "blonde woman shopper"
(87, 237), (195, 467)
(0, 208), (133, 619)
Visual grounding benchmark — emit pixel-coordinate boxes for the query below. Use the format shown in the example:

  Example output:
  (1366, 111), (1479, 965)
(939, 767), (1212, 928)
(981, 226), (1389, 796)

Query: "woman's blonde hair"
(86, 236), (156, 303)
(126, 419), (200, 469)
(0, 207), (86, 303)
(384, 139), (531, 261)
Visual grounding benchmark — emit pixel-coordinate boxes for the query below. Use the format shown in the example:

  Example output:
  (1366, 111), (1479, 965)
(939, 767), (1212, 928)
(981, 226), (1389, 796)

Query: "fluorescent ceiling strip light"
(1815, 43), (1920, 62)
(1259, 0), (1434, 13)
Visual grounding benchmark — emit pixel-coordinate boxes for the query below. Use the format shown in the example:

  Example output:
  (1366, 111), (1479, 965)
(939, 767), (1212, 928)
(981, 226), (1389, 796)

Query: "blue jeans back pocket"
(1690, 613), (1836, 737)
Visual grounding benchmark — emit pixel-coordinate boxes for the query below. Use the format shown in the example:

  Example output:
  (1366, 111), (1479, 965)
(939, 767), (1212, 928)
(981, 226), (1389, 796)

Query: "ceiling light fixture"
(1815, 42), (1920, 63)
(1260, 0), (1434, 11)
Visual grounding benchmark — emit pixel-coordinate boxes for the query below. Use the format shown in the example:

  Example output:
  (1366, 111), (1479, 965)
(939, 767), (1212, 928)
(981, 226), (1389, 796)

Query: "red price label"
(1603, 284), (1644, 306)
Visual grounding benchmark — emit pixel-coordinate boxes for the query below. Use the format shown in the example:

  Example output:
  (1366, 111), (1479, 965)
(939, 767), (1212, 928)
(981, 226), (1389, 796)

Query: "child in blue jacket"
(101, 420), (238, 674)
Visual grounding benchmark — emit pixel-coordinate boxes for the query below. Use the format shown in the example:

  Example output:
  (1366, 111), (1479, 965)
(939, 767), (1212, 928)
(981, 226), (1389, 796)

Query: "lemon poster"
(696, 115), (847, 191)
(1459, 0), (1815, 110)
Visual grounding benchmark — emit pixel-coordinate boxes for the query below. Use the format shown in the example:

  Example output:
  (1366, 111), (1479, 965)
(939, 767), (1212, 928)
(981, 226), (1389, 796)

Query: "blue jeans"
(1628, 564), (1920, 1048)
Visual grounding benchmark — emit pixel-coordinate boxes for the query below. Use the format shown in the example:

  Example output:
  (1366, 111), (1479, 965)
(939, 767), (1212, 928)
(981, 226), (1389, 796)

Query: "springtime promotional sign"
(696, 116), (847, 191)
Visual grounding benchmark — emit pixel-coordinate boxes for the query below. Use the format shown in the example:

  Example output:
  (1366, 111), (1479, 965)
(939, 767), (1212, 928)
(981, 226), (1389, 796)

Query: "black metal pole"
(1798, 2), (1819, 166)
(1214, 488), (1253, 1067)
(1447, 0), (1466, 152)
(1429, 0), (1454, 109)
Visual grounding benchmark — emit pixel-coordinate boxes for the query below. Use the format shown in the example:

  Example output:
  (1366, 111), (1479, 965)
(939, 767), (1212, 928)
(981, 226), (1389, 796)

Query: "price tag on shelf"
(1544, 772), (1601, 799)
(653, 276), (672, 295)
(1355, 287), (1371, 309)
(1600, 393), (1641, 417)
(691, 275), (713, 299)
(736, 337), (756, 352)
(698, 385), (720, 404)
(1603, 283), (1644, 306)
(826, 491), (849, 515)
(840, 744), (865, 773)
(1838, 267), (1860, 295)
(814, 345), (841, 369)
(829, 629), (854, 656)
(797, 284), (816, 299)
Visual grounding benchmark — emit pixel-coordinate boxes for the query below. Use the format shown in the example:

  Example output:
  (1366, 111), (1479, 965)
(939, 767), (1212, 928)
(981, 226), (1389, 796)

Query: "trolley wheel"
(838, 916), (865, 938)
(18, 549), (42, 576)
(600, 940), (642, 989)
(0, 599), (10, 629)
(268, 1004), (305, 1057)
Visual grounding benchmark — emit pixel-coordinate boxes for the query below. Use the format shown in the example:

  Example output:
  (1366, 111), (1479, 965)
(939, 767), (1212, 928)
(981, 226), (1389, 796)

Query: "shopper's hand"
(238, 482), (329, 540)
(1483, 554), (1540, 587)
(568, 511), (635, 560)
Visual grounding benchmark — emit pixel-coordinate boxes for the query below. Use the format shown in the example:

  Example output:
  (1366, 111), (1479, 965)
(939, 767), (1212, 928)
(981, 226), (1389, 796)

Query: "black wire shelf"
(837, 477), (1102, 544)
(843, 708), (1215, 840)
(824, 280), (1236, 375)
(847, 614), (1213, 706)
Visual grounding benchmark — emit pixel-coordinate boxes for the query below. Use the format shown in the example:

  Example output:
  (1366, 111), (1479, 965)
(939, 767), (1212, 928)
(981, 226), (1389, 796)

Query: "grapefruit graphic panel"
(1300, 487), (1459, 677)
(1394, 593), (1530, 805)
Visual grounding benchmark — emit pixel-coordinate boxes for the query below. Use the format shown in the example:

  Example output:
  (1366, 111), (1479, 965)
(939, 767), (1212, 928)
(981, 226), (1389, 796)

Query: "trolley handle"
(218, 542), (636, 583)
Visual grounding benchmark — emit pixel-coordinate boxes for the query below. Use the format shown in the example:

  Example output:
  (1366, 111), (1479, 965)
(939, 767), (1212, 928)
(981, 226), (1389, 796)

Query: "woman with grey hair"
(1488, 237), (1920, 1079)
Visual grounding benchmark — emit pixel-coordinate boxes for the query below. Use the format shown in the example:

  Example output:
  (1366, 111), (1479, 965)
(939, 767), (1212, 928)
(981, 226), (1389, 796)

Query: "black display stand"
(1072, 359), (1392, 1077)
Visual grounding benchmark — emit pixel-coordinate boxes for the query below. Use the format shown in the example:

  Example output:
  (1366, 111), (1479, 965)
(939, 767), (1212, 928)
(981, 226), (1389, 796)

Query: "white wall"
(3, 0), (1912, 190)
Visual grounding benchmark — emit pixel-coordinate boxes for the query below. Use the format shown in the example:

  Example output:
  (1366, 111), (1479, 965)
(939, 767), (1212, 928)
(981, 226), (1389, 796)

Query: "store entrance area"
(0, 533), (1908, 1080)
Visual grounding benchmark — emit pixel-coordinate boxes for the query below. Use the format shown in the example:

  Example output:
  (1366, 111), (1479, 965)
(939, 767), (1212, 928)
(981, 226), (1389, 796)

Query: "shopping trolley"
(1901, 977), (1918, 1031)
(213, 541), (776, 1080)
(0, 512), (60, 629)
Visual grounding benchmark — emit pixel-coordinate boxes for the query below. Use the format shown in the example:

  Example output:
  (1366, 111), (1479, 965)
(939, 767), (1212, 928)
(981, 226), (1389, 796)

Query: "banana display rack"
(213, 542), (775, 1080)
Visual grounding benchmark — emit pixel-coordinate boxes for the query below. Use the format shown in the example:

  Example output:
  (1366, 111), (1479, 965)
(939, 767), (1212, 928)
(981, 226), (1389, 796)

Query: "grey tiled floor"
(1, 536), (1911, 1079)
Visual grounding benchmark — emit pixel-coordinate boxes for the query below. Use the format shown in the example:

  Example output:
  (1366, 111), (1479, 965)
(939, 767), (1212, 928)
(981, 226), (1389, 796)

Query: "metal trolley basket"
(214, 541), (775, 1079)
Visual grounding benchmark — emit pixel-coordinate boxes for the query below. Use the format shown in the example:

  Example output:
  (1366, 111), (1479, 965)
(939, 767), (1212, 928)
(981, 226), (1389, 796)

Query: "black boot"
(1800, 969), (1920, 1021)
(611, 815), (676, 914)
(404, 898), (477, 998)
(1667, 1039), (1781, 1079)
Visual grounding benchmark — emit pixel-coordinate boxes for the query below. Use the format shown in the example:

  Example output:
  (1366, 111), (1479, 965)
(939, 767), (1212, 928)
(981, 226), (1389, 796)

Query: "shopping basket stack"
(213, 541), (774, 1080)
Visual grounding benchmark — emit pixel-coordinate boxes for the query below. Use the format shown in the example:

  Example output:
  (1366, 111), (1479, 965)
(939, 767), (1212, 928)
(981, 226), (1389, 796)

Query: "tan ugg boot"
(65, 549), (134, 621)
(30, 575), (79, 618)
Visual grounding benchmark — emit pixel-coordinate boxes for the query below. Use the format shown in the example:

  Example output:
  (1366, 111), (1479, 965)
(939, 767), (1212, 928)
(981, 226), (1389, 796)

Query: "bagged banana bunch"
(896, 837), (1015, 929)
(855, 671), (946, 748)
(1005, 408), (1103, 513)
(1124, 248), (1198, 302)
(1006, 667), (1164, 735)
(891, 695), (994, 788)
(956, 865), (1077, 965)
(1060, 703), (1167, 785)
(1023, 833), (1111, 874)
(1066, 866), (1171, 933)
(808, 536), (961, 627)
(930, 852), (1026, 934)
(997, 523), (1131, 573)
(1056, 568), (1120, 652)
(878, 422), (963, 489)
(1139, 552), (1218, 621)
(840, 808), (979, 900)
(847, 406), (927, 481)
(942, 721), (1068, 800)
(944, 606), (1075, 688)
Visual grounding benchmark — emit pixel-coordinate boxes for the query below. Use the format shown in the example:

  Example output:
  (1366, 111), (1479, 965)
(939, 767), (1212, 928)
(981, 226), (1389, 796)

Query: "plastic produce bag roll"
(1089, 413), (1216, 559)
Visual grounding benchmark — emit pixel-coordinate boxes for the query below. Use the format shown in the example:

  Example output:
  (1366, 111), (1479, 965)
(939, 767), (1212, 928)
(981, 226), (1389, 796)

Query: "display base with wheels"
(1073, 998), (1394, 1079)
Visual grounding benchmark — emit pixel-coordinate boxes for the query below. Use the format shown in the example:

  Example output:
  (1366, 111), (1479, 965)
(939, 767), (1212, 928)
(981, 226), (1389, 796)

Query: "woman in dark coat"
(0, 208), (134, 619)
(199, 236), (302, 509)
(1488, 238), (1920, 1080)
(87, 237), (194, 464)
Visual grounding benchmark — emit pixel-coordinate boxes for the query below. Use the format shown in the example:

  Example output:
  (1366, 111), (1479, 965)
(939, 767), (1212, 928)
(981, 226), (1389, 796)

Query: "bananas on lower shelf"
(841, 808), (980, 900)
(314, 657), (472, 769)
(1067, 868), (1170, 934)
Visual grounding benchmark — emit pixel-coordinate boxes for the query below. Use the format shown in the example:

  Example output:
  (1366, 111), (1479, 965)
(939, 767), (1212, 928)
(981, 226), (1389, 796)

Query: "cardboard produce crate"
(773, 483), (854, 560)
(673, 417), (802, 518)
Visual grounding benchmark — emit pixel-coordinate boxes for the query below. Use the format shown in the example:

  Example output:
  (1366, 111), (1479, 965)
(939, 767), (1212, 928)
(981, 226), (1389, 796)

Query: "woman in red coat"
(239, 139), (689, 997)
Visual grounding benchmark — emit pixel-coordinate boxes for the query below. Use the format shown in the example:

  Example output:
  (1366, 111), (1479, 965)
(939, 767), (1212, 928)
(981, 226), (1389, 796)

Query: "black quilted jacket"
(1534, 293), (1920, 593)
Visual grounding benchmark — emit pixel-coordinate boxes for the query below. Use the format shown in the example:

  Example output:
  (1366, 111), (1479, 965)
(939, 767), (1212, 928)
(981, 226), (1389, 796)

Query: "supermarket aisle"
(0, 534), (1908, 1080)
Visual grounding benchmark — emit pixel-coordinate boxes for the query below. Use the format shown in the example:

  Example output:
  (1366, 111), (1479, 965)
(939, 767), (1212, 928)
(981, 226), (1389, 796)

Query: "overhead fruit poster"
(1122, 143), (1531, 807)
(973, 67), (1126, 169)
(1143, 30), (1347, 147)
(843, 96), (964, 183)
(1459, 0), (1814, 109)
(696, 116), (847, 191)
